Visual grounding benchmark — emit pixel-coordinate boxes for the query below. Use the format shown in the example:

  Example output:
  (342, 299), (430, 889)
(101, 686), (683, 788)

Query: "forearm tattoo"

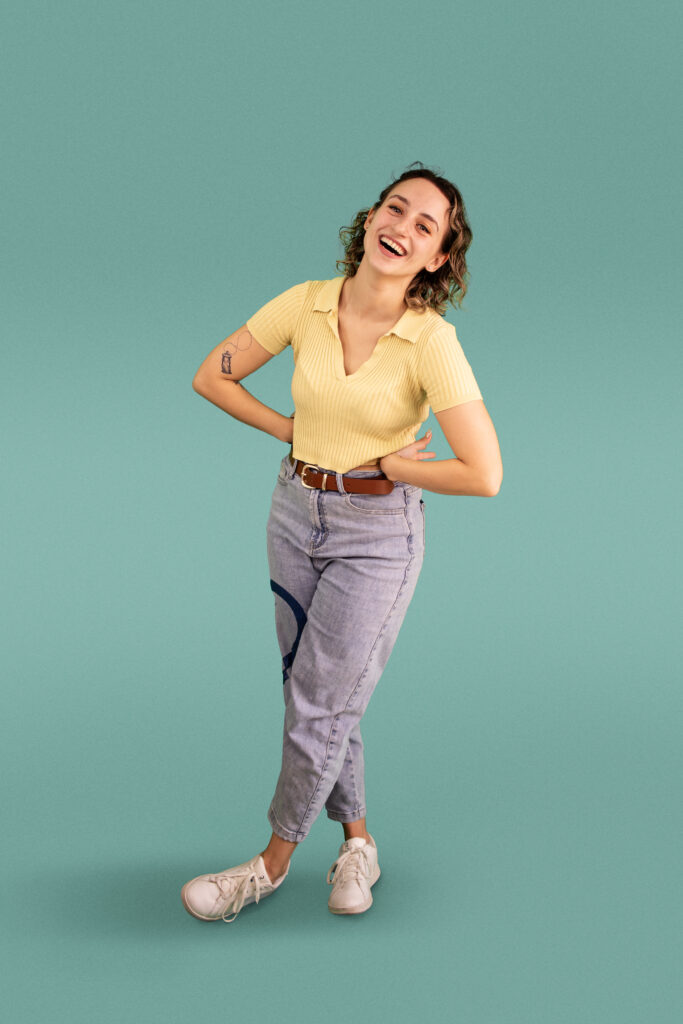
(221, 330), (254, 375)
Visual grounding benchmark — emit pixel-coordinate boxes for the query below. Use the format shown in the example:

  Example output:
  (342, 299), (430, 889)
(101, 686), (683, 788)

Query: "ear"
(427, 251), (449, 273)
(364, 206), (375, 230)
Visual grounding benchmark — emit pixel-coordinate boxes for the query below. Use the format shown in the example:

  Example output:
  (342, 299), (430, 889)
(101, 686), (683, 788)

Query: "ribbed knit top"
(246, 276), (483, 474)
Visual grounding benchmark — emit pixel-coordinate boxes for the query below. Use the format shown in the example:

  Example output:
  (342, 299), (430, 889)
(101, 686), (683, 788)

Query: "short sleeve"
(245, 280), (310, 355)
(418, 323), (482, 413)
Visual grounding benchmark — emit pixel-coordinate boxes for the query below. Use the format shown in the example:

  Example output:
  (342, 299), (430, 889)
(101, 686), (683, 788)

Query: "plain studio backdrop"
(2, 2), (681, 1022)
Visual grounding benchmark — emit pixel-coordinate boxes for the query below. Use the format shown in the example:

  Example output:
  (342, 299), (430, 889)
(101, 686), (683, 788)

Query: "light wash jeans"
(266, 454), (425, 843)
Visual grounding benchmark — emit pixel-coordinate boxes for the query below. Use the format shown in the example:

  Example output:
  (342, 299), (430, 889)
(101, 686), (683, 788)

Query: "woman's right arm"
(192, 324), (293, 444)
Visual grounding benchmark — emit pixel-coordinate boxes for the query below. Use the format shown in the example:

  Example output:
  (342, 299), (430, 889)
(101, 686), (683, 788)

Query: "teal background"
(2, 0), (681, 1020)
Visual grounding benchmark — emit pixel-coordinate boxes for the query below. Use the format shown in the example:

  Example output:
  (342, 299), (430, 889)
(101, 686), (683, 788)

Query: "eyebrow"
(387, 193), (440, 229)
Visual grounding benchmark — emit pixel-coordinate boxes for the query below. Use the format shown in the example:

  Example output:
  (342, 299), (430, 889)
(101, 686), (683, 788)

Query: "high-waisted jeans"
(266, 454), (425, 843)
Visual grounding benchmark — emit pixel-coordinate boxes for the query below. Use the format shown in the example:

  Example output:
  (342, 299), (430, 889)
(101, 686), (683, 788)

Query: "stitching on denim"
(268, 804), (304, 843)
(296, 539), (416, 836)
(404, 499), (415, 558)
(311, 489), (328, 550)
(327, 736), (362, 820)
(347, 542), (415, 713)
(343, 482), (414, 516)
(348, 729), (362, 815)
(299, 713), (340, 830)
(347, 738), (361, 817)
(344, 495), (405, 515)
(326, 806), (367, 822)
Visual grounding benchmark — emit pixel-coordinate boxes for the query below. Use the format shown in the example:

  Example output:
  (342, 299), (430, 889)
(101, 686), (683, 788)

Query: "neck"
(340, 259), (410, 322)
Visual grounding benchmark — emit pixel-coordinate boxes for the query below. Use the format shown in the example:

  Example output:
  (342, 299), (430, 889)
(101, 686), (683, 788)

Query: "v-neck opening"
(332, 278), (407, 382)
(338, 328), (385, 380)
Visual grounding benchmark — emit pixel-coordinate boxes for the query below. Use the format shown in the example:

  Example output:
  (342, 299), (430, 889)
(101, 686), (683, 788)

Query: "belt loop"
(335, 471), (346, 494)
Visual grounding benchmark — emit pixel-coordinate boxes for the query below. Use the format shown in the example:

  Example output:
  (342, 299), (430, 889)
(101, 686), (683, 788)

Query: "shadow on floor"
(28, 856), (382, 939)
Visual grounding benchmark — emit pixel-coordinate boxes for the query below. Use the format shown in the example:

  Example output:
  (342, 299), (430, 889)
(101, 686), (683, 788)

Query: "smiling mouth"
(378, 236), (407, 258)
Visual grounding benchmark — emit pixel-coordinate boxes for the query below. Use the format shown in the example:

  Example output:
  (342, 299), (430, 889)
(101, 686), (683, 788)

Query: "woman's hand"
(379, 429), (435, 480)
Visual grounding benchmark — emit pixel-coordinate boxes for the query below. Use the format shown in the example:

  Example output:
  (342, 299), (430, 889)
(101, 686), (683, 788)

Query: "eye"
(388, 204), (430, 234)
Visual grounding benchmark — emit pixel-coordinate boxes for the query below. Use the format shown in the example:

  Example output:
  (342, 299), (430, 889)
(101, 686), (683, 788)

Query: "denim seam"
(350, 546), (415, 711)
(334, 741), (361, 819)
(295, 531), (415, 837)
(299, 712), (340, 830)
(343, 496), (405, 515)
(312, 490), (328, 550)
(268, 803), (305, 843)
(404, 498), (416, 558)
(326, 806), (367, 823)
(345, 494), (414, 712)
(347, 743), (361, 817)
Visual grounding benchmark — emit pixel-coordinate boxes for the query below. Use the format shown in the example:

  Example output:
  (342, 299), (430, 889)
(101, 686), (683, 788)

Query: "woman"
(181, 162), (503, 923)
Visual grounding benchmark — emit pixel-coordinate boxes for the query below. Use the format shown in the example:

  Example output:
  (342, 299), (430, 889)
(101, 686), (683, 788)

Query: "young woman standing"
(181, 163), (502, 922)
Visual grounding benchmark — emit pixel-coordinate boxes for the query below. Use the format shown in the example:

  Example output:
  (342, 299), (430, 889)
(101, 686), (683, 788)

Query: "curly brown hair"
(336, 162), (473, 315)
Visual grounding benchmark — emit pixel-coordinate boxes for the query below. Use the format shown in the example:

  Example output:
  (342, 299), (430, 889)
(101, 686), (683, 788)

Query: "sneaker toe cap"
(182, 876), (221, 918)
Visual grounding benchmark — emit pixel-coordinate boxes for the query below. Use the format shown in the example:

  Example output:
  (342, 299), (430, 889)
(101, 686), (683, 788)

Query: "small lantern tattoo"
(221, 330), (254, 375)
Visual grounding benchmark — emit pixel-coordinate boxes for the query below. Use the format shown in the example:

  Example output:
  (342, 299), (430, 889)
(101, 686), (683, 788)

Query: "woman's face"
(364, 177), (451, 279)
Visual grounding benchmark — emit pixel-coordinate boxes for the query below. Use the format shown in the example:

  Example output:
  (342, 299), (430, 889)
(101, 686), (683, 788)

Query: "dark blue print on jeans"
(270, 579), (307, 684)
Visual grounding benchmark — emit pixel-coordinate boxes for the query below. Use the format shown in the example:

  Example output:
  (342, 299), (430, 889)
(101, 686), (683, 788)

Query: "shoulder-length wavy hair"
(336, 162), (473, 315)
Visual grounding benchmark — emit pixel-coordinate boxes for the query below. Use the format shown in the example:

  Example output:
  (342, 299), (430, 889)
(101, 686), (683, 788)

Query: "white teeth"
(379, 235), (406, 256)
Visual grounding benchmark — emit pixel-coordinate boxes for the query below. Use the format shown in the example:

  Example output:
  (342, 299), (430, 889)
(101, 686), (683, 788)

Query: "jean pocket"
(343, 488), (407, 515)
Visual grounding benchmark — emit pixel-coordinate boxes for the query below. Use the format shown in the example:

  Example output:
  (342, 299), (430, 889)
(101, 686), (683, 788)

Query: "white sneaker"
(181, 854), (288, 922)
(326, 835), (380, 915)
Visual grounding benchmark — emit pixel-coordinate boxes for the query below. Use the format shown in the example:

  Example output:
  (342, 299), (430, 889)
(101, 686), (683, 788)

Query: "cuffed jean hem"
(325, 806), (368, 824)
(268, 805), (306, 844)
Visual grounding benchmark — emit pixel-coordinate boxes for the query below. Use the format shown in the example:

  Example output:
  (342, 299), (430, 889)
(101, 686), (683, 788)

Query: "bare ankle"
(261, 853), (290, 882)
(260, 831), (297, 882)
(342, 824), (371, 843)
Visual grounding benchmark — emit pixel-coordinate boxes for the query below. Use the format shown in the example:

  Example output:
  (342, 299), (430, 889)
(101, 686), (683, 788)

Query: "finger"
(417, 451), (436, 459)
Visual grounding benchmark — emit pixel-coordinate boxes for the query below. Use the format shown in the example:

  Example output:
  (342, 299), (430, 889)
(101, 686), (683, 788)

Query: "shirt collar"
(313, 276), (427, 344)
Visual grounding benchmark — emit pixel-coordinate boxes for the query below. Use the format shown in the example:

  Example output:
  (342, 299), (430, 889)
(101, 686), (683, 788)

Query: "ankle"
(261, 853), (290, 882)
(342, 830), (372, 844)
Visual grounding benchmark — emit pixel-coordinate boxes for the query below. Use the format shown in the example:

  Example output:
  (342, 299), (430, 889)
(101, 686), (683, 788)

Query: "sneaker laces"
(210, 865), (266, 923)
(326, 845), (371, 887)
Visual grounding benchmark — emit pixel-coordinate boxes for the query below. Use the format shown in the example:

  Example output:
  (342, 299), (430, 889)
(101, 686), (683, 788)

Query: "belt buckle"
(300, 464), (329, 491)
(300, 464), (317, 489)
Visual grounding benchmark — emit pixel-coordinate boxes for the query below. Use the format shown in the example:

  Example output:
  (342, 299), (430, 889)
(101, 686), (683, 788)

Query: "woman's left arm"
(379, 399), (503, 497)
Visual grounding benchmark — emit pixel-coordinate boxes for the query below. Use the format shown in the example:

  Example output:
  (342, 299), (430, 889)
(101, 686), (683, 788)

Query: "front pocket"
(343, 490), (407, 515)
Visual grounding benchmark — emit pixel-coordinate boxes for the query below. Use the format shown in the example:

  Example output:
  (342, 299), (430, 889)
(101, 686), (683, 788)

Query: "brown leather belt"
(291, 458), (394, 494)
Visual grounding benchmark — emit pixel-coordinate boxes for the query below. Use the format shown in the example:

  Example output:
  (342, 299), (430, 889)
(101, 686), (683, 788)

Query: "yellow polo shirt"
(246, 276), (482, 474)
